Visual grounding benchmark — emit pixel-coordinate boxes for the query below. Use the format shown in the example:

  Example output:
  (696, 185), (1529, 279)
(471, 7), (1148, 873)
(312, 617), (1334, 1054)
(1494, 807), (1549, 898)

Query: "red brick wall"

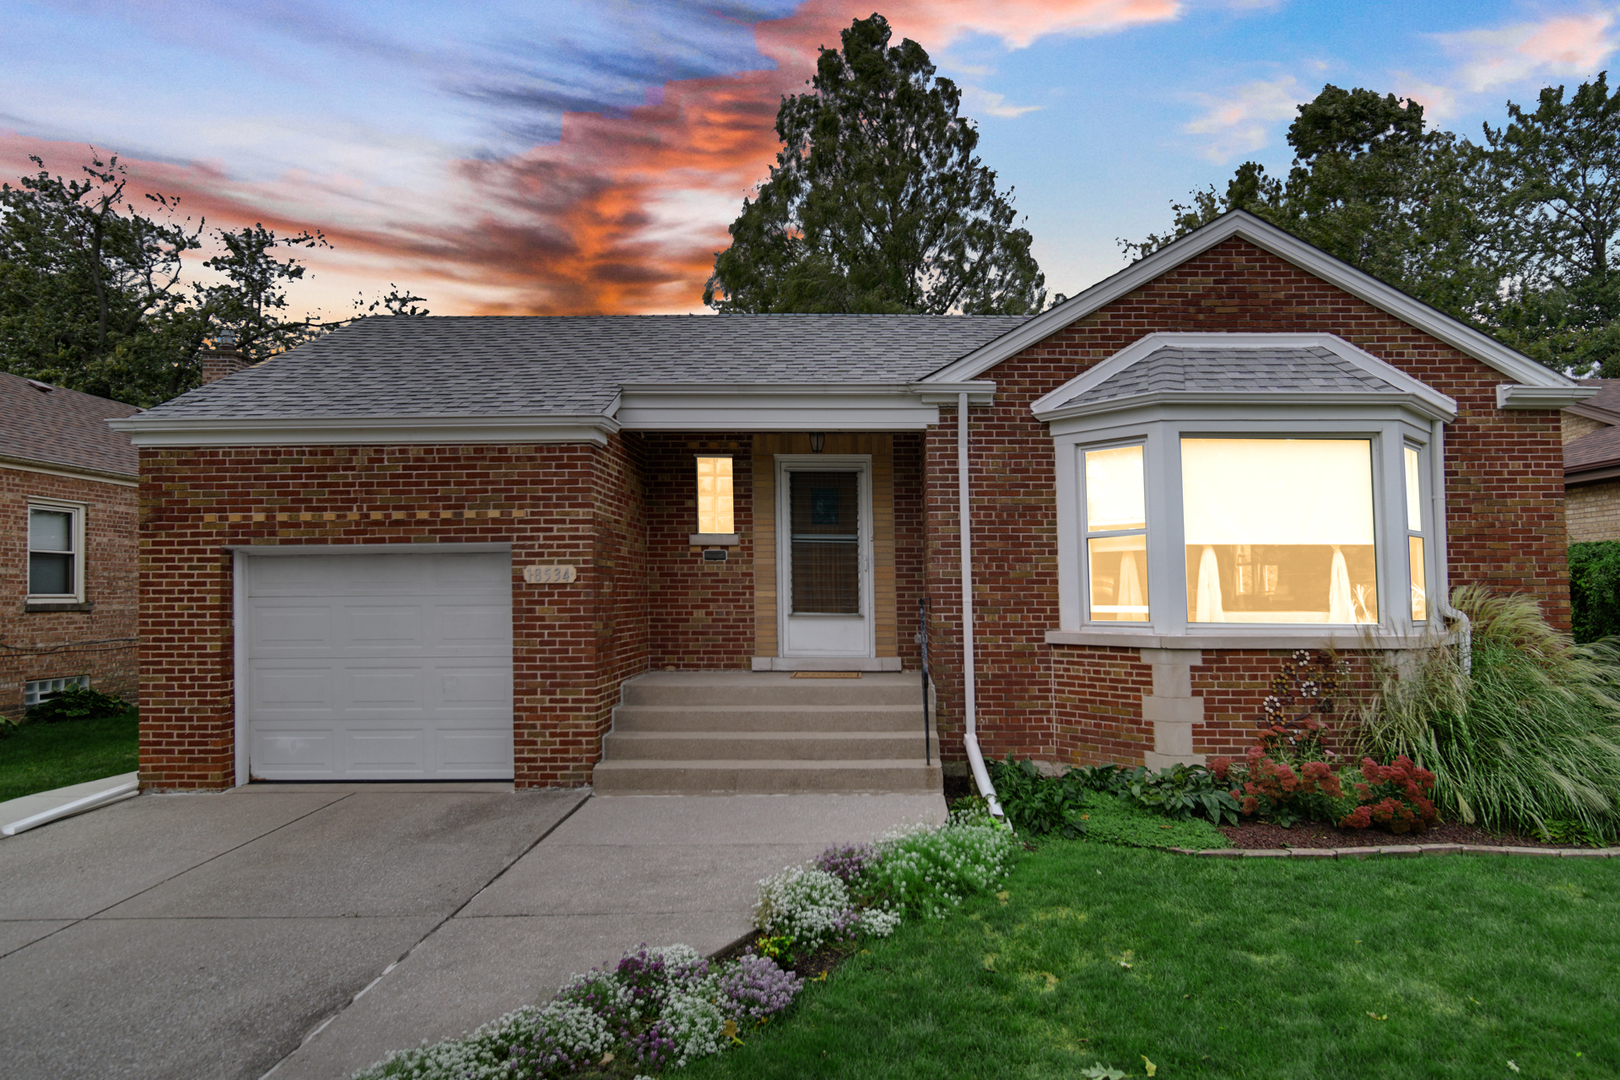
(137, 440), (647, 790)
(641, 433), (756, 669)
(892, 432), (926, 670)
(927, 236), (1571, 768)
(0, 466), (137, 718)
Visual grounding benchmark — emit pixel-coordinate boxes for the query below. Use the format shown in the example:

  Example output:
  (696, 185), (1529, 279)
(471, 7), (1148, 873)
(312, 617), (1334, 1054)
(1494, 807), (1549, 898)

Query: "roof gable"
(1030, 333), (1458, 423)
(925, 211), (1587, 405)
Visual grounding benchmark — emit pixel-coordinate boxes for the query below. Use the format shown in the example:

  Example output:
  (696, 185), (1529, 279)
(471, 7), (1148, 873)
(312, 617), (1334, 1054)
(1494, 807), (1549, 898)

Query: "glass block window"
(696, 456), (735, 534)
(25, 675), (89, 708)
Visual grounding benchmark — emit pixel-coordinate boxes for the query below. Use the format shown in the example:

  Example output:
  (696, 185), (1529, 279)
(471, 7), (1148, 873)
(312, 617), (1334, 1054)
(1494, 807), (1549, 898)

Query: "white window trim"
(1052, 414), (1440, 648)
(27, 498), (87, 604)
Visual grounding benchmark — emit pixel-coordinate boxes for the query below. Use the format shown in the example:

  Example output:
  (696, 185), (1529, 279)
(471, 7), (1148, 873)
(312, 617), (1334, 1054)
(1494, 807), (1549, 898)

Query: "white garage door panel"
(246, 552), (513, 780)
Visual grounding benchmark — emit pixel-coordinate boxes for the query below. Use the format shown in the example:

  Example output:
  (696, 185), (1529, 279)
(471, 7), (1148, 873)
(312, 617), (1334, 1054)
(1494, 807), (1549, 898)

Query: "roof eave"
(106, 414), (621, 448)
(1498, 383), (1600, 410)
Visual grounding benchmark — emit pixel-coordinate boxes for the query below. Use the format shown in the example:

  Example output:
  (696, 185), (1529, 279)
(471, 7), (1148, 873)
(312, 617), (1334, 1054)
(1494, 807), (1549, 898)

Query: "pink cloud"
(1, 0), (1182, 316)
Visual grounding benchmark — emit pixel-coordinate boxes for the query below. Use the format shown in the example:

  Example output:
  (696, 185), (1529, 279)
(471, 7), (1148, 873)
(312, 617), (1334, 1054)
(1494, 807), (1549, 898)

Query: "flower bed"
(351, 809), (1017, 1080)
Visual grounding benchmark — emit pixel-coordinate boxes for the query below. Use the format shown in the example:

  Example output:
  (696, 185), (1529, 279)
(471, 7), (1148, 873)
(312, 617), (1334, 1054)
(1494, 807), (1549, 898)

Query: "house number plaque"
(523, 565), (578, 584)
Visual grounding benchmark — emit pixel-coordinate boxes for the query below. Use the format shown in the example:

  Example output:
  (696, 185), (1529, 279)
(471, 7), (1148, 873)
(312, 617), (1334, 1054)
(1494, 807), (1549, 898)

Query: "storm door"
(777, 456), (874, 658)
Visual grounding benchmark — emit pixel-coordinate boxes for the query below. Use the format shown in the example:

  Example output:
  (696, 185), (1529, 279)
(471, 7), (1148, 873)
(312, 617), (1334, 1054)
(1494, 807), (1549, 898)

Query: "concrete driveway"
(0, 784), (944, 1080)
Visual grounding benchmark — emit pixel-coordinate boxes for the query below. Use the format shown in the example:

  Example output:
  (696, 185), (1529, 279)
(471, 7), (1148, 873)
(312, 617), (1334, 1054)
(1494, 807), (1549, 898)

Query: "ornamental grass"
(1356, 586), (1620, 842)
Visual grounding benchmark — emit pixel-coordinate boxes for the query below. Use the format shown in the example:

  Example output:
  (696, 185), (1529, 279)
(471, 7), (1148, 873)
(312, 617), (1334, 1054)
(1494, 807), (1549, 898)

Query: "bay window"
(1041, 333), (1457, 641)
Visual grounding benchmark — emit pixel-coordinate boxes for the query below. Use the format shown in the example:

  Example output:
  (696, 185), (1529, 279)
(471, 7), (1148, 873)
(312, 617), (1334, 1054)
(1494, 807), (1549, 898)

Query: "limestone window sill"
(689, 533), (741, 546)
(25, 602), (93, 613)
(1044, 628), (1447, 650)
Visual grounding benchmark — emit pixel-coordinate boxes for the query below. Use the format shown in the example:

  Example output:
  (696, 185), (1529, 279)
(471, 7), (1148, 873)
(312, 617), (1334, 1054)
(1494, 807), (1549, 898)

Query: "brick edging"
(1166, 844), (1619, 860)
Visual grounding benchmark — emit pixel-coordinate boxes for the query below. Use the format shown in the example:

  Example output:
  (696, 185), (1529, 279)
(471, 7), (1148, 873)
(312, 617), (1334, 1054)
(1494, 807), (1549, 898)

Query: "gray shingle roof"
(0, 371), (140, 476)
(136, 314), (1030, 421)
(1056, 345), (1408, 409)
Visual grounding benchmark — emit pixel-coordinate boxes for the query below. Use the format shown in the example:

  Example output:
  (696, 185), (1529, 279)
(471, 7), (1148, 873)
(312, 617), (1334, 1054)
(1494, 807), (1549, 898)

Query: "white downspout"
(958, 392), (1003, 816)
(1430, 418), (1470, 672)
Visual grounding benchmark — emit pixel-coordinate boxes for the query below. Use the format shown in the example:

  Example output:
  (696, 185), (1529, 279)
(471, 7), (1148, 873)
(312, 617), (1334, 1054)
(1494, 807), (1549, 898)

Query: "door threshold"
(751, 657), (902, 672)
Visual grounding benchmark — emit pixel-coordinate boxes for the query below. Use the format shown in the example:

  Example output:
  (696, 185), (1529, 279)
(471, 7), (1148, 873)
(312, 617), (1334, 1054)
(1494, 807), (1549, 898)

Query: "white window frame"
(1057, 417), (1438, 642)
(27, 499), (87, 604)
(1040, 334), (1456, 647)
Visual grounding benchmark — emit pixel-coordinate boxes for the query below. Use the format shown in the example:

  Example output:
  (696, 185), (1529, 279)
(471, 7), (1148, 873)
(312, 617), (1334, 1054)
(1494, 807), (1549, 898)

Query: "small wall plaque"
(523, 564), (578, 584)
(702, 549), (728, 562)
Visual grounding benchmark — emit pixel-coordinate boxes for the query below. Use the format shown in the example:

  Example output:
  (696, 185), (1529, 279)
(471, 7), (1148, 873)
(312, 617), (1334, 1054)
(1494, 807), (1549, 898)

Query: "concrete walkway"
(0, 784), (944, 1080)
(0, 770), (139, 835)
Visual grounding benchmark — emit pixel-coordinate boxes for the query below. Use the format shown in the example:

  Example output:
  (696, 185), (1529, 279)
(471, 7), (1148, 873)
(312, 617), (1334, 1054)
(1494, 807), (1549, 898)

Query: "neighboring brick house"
(1, 371), (140, 719)
(1563, 379), (1620, 542)
(112, 212), (1590, 791)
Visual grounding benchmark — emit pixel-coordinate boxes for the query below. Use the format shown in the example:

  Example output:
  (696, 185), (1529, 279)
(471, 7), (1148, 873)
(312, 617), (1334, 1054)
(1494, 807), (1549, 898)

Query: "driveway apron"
(0, 786), (944, 1080)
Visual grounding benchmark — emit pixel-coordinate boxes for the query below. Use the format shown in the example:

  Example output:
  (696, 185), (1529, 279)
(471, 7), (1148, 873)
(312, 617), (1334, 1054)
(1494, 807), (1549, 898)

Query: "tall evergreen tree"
(705, 14), (1044, 315)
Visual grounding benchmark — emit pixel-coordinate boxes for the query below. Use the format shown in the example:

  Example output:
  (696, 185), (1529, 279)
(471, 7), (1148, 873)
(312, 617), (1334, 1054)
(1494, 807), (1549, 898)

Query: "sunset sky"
(2, 0), (1615, 318)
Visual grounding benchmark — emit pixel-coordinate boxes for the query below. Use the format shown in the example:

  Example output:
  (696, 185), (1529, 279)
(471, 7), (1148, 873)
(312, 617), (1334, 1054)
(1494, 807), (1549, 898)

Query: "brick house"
(112, 212), (1590, 793)
(1, 371), (140, 719)
(1563, 379), (1620, 542)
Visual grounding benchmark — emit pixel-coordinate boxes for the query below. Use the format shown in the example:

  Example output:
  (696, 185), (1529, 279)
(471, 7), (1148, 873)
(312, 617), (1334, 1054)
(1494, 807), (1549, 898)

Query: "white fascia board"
(0, 454), (137, 486)
(1030, 332), (1458, 422)
(1041, 390), (1456, 430)
(926, 211), (1579, 392)
(911, 381), (997, 406)
(1497, 383), (1600, 410)
(104, 414), (618, 447)
(615, 383), (942, 430)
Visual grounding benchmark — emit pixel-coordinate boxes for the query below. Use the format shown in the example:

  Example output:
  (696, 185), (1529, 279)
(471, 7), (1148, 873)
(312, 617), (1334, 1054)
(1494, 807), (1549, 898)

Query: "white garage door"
(245, 552), (513, 780)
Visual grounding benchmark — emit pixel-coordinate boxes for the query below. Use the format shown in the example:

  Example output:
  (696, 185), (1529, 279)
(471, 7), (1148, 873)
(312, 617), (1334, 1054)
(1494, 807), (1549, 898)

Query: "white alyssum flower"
(753, 865), (853, 951)
(661, 989), (728, 1067)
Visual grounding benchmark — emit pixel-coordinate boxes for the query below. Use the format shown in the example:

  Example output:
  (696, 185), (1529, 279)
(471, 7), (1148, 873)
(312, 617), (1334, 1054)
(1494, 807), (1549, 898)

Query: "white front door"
(777, 456), (874, 658)
(243, 551), (514, 780)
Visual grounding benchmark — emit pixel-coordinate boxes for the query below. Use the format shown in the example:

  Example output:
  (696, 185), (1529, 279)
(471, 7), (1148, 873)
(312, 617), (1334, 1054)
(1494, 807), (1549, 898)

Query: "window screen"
(789, 470), (860, 614)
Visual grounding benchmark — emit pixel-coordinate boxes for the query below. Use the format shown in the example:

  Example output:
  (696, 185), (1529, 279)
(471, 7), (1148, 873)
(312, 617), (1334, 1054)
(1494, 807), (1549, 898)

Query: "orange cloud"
(1, 0), (1181, 316)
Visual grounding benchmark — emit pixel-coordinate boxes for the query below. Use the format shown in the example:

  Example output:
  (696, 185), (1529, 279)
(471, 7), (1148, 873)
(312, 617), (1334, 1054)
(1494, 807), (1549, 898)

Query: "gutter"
(957, 391), (1004, 817)
(1430, 418), (1471, 673)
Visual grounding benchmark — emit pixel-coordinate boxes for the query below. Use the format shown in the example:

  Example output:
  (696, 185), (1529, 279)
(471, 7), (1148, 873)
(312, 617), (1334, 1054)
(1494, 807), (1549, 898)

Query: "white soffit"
(924, 210), (1589, 404)
(1029, 332), (1459, 423)
(106, 415), (618, 447)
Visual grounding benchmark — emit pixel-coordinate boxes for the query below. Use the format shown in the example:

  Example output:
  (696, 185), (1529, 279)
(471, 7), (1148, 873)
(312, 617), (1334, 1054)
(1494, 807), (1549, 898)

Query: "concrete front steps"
(592, 671), (942, 795)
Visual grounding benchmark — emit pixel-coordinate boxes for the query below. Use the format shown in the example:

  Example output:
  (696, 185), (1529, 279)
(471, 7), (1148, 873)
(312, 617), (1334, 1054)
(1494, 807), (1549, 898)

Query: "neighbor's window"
(1405, 445), (1427, 622)
(28, 503), (84, 601)
(696, 456), (735, 535)
(1181, 438), (1377, 625)
(1083, 444), (1149, 622)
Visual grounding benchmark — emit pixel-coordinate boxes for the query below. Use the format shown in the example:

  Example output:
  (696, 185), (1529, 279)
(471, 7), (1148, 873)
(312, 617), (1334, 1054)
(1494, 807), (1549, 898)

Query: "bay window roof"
(1033, 333), (1457, 426)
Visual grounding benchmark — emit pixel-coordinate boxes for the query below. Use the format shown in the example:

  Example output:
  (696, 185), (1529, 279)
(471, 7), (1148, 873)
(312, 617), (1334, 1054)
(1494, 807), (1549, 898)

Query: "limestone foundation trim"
(1140, 648), (1206, 769)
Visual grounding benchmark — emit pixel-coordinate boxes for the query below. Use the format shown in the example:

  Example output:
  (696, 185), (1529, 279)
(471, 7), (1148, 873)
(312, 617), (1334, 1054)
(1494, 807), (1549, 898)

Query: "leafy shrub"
(0, 715), (17, 740)
(1116, 762), (1241, 825)
(1213, 748), (1346, 828)
(1339, 756), (1439, 833)
(1357, 586), (1620, 840)
(1569, 541), (1620, 643)
(988, 757), (1090, 837)
(992, 756), (1239, 832)
(27, 685), (128, 722)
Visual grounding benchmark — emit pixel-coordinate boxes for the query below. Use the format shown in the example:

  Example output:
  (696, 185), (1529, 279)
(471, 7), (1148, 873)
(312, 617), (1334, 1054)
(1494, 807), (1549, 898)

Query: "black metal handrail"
(918, 595), (931, 766)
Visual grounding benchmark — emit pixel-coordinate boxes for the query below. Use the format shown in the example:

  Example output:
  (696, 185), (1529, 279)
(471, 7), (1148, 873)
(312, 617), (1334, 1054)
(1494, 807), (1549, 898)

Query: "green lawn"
(685, 839), (1620, 1080)
(0, 711), (139, 803)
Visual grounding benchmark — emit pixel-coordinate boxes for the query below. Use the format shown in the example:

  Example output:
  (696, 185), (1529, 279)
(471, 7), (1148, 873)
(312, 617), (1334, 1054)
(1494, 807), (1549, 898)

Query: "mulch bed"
(1218, 818), (1575, 850)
